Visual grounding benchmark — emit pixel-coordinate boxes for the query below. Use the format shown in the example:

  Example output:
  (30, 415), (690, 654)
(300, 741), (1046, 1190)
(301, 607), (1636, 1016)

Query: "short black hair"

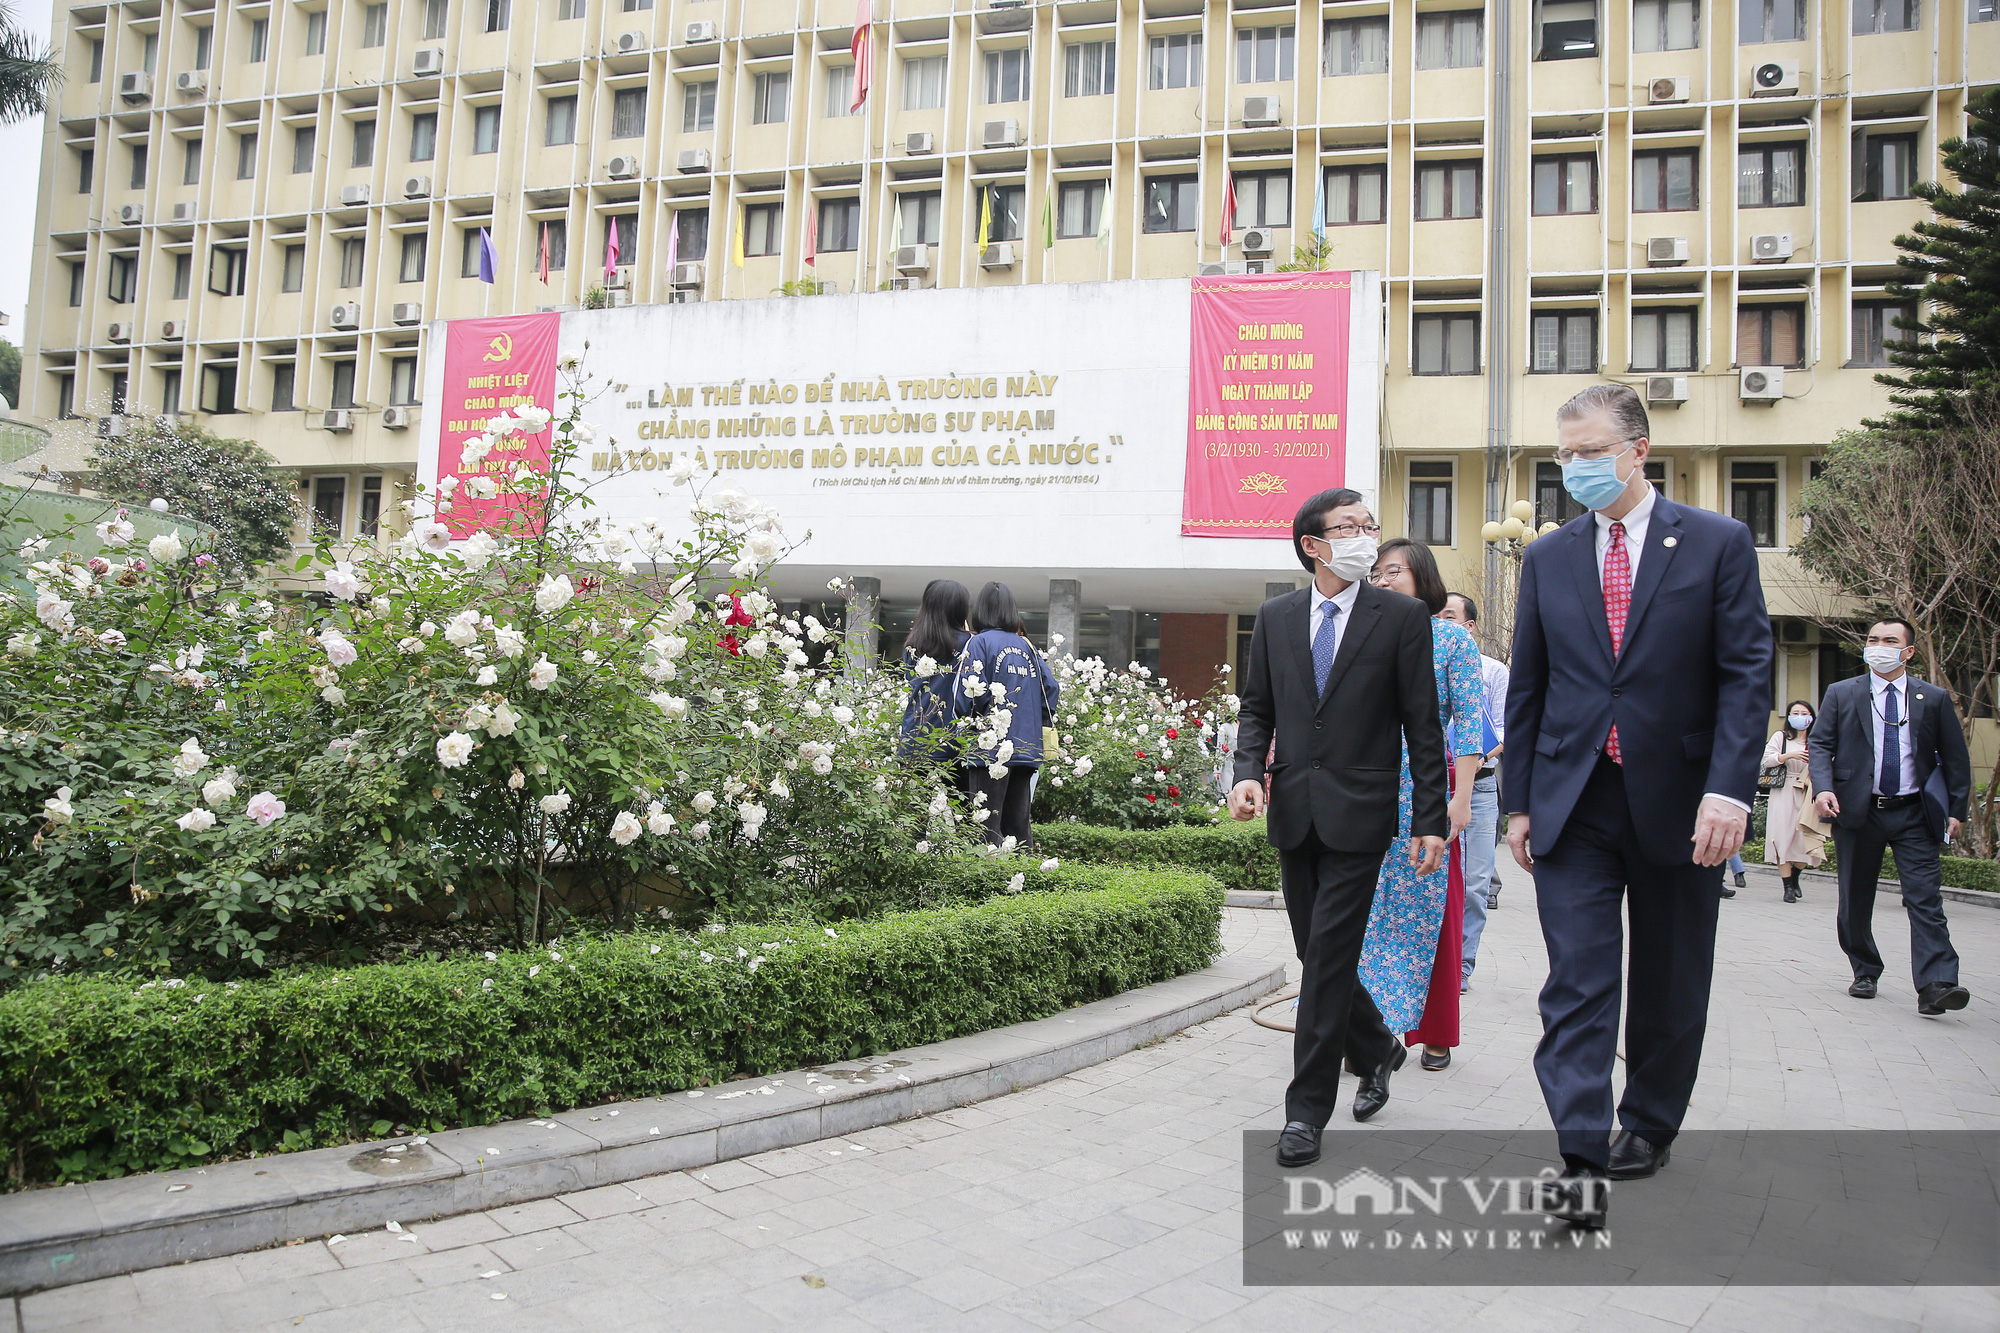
(1446, 591), (1478, 623)
(972, 581), (1021, 634)
(1376, 538), (1449, 615)
(1291, 488), (1367, 572)
(1868, 617), (1918, 649)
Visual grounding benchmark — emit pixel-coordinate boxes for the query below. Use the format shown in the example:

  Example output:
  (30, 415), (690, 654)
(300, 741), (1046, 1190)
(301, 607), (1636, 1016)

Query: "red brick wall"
(1158, 613), (1229, 701)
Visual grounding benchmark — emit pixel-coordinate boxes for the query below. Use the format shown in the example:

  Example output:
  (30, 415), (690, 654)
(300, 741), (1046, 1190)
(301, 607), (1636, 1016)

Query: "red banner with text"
(437, 313), (561, 537)
(1181, 272), (1352, 539)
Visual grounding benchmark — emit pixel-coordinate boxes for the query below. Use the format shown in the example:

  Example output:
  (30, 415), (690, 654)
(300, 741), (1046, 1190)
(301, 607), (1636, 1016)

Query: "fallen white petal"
(166, 1184), (188, 1192)
(327, 1235), (346, 1246)
(686, 1091), (704, 1099)
(385, 1220), (403, 1232)
(480, 1271), (502, 1279)
(649, 1128), (660, 1135)
(492, 1292), (508, 1301)
(410, 1137), (428, 1145)
(608, 1110), (619, 1117)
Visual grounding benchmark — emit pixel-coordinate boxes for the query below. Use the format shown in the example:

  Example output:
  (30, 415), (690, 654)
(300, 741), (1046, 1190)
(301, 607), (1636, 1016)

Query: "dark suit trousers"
(1532, 757), (1722, 1167)
(1280, 829), (1396, 1128)
(1833, 803), (1959, 990)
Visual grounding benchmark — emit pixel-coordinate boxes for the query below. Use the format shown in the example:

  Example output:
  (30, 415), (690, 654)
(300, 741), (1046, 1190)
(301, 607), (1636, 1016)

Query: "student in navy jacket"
(953, 581), (1059, 850)
(897, 579), (972, 775)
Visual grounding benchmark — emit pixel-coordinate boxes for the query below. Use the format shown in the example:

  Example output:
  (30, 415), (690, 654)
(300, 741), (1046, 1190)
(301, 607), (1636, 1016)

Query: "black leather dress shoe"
(1607, 1129), (1670, 1180)
(1849, 976), (1878, 999)
(1917, 982), (1971, 1016)
(1420, 1047), (1451, 1071)
(1276, 1121), (1323, 1168)
(1352, 1044), (1408, 1122)
(1537, 1169), (1609, 1229)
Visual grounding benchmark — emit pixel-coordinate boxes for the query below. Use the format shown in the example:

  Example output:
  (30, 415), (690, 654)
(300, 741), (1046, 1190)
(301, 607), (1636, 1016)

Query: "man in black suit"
(1231, 488), (1449, 1170)
(1807, 618), (1972, 1015)
(1506, 384), (1771, 1228)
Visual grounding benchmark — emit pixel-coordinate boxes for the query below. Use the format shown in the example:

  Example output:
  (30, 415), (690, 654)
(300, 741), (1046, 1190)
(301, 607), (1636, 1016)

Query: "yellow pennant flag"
(732, 207), (746, 267)
(976, 187), (991, 254)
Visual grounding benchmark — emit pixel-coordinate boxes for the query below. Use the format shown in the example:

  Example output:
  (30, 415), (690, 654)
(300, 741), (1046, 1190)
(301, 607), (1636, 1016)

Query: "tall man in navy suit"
(1505, 384), (1772, 1228)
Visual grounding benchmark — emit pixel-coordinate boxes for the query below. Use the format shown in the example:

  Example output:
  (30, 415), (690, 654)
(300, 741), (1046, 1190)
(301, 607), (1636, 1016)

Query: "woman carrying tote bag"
(1763, 699), (1827, 903)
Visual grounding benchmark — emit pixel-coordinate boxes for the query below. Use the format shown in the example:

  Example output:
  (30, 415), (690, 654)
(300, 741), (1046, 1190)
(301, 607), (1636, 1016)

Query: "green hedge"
(1033, 819), (1281, 893)
(0, 863), (1223, 1186)
(1741, 842), (1997, 893)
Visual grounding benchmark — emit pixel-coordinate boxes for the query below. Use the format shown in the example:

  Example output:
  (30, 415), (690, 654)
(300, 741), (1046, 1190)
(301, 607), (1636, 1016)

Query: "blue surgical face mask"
(1561, 444), (1635, 512)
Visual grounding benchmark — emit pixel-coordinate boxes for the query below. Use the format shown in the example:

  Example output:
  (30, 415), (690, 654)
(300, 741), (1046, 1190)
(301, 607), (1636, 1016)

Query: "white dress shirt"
(1308, 577), (1361, 662)
(1869, 672), (1919, 797)
(1592, 481), (1657, 582)
(1479, 654), (1510, 748)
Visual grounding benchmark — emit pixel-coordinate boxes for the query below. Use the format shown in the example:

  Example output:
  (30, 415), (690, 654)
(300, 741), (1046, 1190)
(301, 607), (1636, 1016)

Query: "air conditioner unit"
(888, 276), (922, 291)
(1750, 232), (1794, 262)
(340, 183), (371, 206)
(981, 119), (1023, 149)
(175, 70), (208, 95)
(676, 147), (711, 174)
(1750, 61), (1799, 97)
(382, 405), (414, 430)
(616, 30), (646, 53)
(906, 131), (935, 155)
(1243, 95), (1282, 126)
(1647, 236), (1690, 266)
(894, 244), (931, 274)
(98, 415), (128, 439)
(1739, 366), (1785, 403)
(322, 409), (354, 433)
(171, 201), (196, 223)
(666, 289), (697, 304)
(1243, 258), (1272, 274)
(605, 269), (629, 290)
(403, 174), (431, 199)
(607, 155), (640, 179)
(161, 319), (185, 341)
(118, 203), (144, 226)
(1241, 228), (1275, 257)
(671, 261), (705, 288)
(118, 71), (152, 100)
(607, 289), (633, 306)
(979, 242), (1015, 269)
(391, 302), (423, 325)
(106, 321), (133, 343)
(412, 47), (444, 77)
(329, 303), (361, 330)
(1645, 375), (1689, 406)
(684, 19), (719, 43)
(1647, 76), (1690, 105)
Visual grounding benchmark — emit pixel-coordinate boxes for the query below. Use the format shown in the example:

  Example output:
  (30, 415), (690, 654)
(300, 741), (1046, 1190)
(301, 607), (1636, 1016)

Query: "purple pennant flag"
(477, 227), (497, 284)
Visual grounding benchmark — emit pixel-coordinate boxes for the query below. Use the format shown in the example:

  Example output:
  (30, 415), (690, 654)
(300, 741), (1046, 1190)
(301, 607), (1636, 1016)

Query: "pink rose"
(246, 792), (286, 826)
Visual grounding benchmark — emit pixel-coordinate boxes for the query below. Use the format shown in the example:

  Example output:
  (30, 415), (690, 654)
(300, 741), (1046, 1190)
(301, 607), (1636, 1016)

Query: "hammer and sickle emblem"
(482, 333), (513, 362)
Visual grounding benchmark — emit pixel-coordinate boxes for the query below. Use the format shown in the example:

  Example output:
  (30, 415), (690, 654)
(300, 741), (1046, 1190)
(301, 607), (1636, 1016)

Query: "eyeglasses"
(1367, 564), (1409, 585)
(1319, 522), (1382, 540)
(1553, 440), (1639, 466)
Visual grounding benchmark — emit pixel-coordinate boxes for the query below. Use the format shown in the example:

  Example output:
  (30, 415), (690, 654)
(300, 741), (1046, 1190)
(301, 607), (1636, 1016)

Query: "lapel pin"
(1662, 536), (1678, 548)
(1916, 693), (1924, 701)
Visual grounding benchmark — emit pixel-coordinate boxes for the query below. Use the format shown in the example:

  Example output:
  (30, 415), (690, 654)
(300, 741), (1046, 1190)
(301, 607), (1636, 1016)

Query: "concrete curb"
(1740, 863), (1999, 910)
(0, 952), (1285, 1297)
(1224, 889), (1283, 910)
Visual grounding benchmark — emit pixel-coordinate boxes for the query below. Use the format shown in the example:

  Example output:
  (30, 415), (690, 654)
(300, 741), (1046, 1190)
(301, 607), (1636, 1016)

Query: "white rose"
(534, 574), (575, 615)
(397, 636), (424, 654)
(650, 692), (688, 719)
(811, 755), (833, 776)
(487, 702), (519, 737)
(408, 520), (453, 553)
(1040, 858), (1060, 871)
(323, 562), (365, 602)
(436, 732), (476, 768)
(246, 792), (286, 826)
(42, 786), (74, 825)
(321, 685), (347, 706)
(7, 631), (40, 657)
(1005, 873), (1025, 894)
(176, 807), (216, 832)
(171, 737), (209, 779)
(610, 811), (643, 846)
(320, 632), (358, 668)
(690, 820), (711, 840)
(492, 624), (527, 658)
(508, 768), (526, 790)
(475, 665), (499, 686)
(831, 705), (854, 725)
(528, 655), (559, 691)
(444, 613), (480, 648)
(460, 531), (500, 571)
(645, 802), (675, 836)
(691, 791), (716, 815)
(539, 792), (572, 814)
(769, 775), (790, 801)
(148, 532), (186, 563)
(201, 772), (237, 806)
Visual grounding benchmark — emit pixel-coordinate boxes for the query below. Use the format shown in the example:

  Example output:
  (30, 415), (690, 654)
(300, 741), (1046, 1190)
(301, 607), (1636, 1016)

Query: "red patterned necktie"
(1603, 520), (1631, 764)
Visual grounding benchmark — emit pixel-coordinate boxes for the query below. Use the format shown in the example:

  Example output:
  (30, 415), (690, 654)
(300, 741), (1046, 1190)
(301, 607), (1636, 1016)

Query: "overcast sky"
(2, 2), (54, 358)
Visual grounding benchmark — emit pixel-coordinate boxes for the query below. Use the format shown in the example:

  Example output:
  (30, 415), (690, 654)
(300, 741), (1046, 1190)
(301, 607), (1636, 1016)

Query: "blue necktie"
(1313, 600), (1341, 695)
(1880, 682), (1902, 796)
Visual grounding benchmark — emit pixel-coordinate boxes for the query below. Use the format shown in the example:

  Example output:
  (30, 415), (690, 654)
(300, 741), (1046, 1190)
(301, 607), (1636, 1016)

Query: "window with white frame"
(1739, 0), (1806, 42)
(1407, 461), (1455, 545)
(1235, 25), (1294, 82)
(1535, 0), (1598, 59)
(362, 3), (387, 47)
(682, 81), (716, 131)
(472, 104), (501, 153)
(611, 87), (646, 138)
(1416, 12), (1483, 67)
(903, 55), (946, 109)
(751, 71), (790, 124)
(304, 10), (326, 55)
(818, 198), (859, 251)
(897, 192), (942, 245)
(985, 47), (1030, 102)
(744, 201), (782, 257)
(1065, 41), (1114, 96)
(1324, 17), (1389, 74)
(826, 64), (856, 117)
(1414, 313), (1480, 374)
(1148, 32), (1201, 88)
(1057, 180), (1106, 237)
(546, 94), (577, 145)
(1634, 0), (1700, 49)
(1233, 170), (1291, 229)
(1631, 307), (1697, 370)
(1853, 0), (1919, 33)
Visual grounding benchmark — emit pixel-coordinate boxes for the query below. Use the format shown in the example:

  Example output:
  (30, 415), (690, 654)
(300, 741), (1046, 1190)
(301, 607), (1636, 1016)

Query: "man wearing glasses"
(1505, 384), (1770, 1228)
(1230, 489), (1450, 1169)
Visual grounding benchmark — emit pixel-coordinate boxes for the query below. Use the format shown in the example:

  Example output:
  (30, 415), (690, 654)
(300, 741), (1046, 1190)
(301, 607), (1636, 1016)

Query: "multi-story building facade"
(16, 0), (1998, 705)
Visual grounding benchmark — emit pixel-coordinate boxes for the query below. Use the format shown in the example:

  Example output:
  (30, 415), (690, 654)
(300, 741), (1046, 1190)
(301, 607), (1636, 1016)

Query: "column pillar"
(1047, 579), (1081, 656)
(1107, 609), (1136, 670)
(843, 576), (881, 672)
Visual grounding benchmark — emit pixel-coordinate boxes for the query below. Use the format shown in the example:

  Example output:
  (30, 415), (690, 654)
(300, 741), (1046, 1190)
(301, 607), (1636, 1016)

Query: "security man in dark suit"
(1808, 618), (1972, 1016)
(1230, 488), (1449, 1170)
(1506, 384), (1772, 1229)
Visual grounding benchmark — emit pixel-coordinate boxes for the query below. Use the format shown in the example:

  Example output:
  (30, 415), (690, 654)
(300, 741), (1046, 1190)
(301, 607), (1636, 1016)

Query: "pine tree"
(1874, 88), (2000, 432)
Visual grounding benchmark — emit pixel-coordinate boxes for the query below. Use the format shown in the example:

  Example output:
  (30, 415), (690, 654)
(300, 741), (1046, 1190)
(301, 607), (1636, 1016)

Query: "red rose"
(1145, 793), (1158, 803)
(1167, 785), (1181, 797)
(724, 595), (755, 628)
(719, 633), (742, 657)
(1134, 750), (1146, 759)
(1165, 728), (1179, 739)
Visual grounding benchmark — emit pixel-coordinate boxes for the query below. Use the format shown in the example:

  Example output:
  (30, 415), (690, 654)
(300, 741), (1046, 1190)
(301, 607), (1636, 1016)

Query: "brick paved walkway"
(15, 861), (2000, 1332)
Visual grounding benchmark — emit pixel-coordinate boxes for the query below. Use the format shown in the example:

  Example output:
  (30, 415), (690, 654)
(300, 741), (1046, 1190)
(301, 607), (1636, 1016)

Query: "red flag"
(604, 219), (620, 279)
(850, 0), (871, 113)
(804, 206), (818, 267)
(537, 223), (550, 285)
(1219, 173), (1236, 248)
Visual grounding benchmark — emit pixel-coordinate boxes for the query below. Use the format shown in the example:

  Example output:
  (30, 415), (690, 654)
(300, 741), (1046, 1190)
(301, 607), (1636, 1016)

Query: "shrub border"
(1032, 820), (1281, 893)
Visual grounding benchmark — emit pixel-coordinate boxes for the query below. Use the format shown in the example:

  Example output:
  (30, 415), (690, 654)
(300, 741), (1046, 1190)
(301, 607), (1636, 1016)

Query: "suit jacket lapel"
(1317, 583), (1384, 711)
(1620, 499), (1683, 650)
(1561, 517), (1616, 670)
(1282, 590), (1316, 705)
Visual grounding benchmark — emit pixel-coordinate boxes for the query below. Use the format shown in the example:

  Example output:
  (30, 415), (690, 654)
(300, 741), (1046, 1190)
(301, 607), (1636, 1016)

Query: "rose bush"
(0, 361), (980, 984)
(1029, 650), (1232, 829)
